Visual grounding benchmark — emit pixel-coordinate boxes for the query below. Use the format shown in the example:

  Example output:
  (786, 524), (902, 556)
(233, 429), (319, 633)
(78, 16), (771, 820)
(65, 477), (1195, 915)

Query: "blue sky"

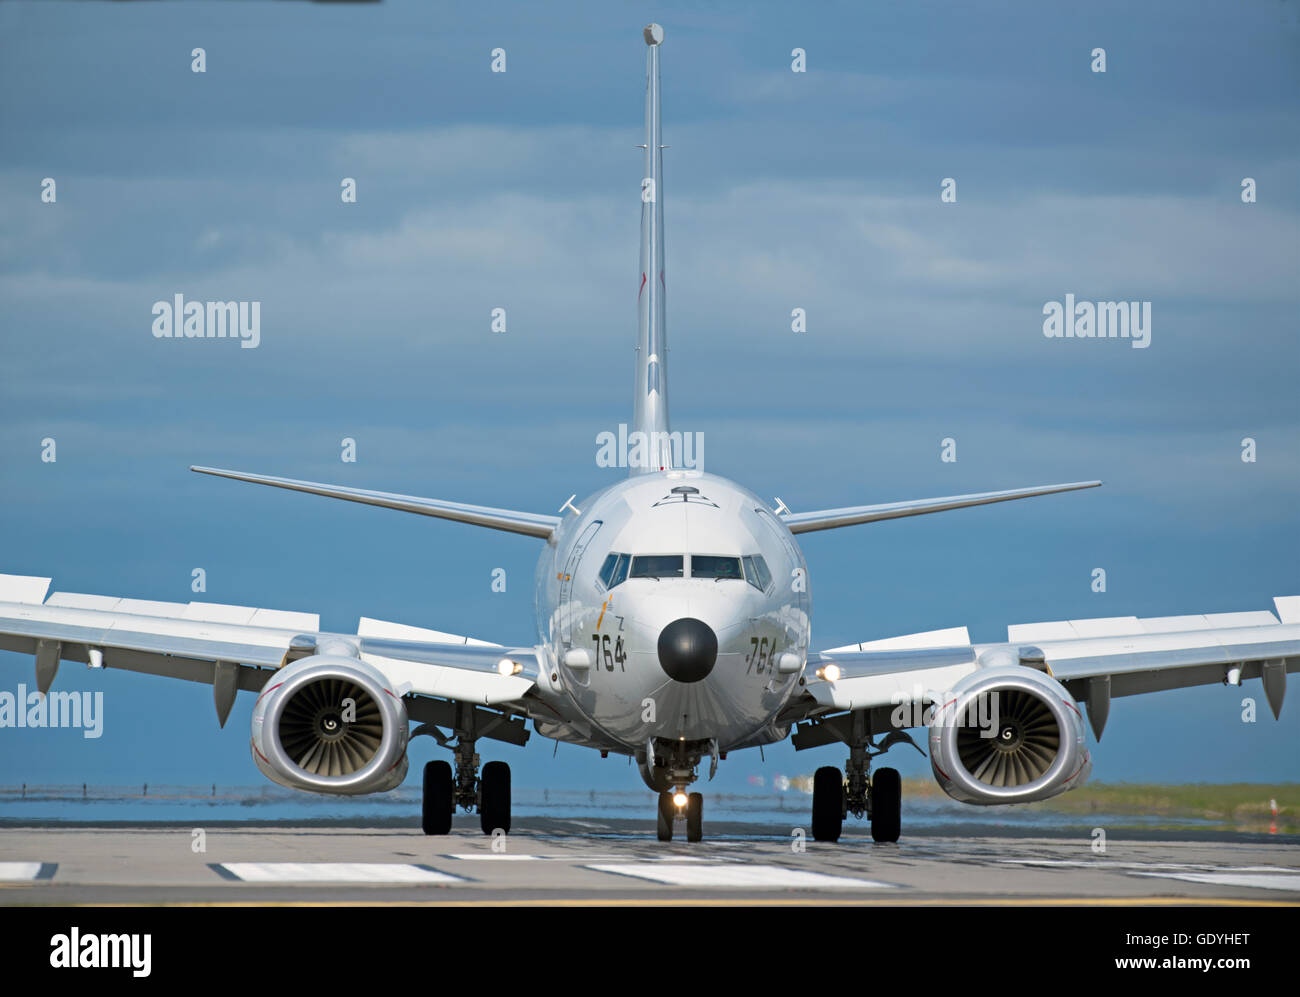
(1, 0), (1297, 796)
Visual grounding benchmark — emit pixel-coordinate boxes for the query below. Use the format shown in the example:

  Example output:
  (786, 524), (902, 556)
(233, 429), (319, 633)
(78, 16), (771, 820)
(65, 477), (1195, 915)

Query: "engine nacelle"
(250, 654), (409, 795)
(929, 666), (1090, 806)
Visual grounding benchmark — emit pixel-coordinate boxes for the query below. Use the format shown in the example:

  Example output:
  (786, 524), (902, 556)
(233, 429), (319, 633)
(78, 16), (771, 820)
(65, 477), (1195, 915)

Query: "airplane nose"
(657, 617), (717, 683)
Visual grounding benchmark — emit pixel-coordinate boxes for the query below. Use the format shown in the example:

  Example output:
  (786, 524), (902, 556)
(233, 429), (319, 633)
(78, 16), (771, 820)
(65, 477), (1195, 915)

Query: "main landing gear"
(421, 748), (512, 835)
(812, 761), (901, 844)
(418, 711), (512, 836)
(806, 712), (921, 844)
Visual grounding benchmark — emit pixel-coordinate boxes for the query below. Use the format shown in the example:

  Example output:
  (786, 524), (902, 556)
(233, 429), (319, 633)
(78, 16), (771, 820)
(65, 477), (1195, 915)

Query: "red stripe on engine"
(254, 682), (283, 707)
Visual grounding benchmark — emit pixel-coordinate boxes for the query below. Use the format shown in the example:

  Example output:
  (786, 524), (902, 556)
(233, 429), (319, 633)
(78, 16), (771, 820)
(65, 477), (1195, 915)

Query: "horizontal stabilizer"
(191, 466), (560, 539)
(781, 481), (1101, 535)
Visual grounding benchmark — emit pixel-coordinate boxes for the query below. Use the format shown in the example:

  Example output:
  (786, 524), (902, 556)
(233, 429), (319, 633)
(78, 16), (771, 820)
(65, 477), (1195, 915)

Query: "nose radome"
(657, 617), (718, 683)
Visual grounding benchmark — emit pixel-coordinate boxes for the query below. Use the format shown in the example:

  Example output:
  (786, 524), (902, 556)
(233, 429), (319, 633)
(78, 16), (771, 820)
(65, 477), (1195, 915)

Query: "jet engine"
(929, 666), (1090, 805)
(250, 655), (409, 795)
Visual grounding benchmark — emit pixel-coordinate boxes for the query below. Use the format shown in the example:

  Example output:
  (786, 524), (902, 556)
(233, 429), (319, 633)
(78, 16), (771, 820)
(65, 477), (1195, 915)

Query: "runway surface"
(2, 817), (1298, 904)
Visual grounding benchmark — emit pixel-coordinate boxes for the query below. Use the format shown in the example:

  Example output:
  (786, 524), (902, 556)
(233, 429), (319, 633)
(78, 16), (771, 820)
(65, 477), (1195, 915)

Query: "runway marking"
(0, 862), (56, 881)
(646, 855), (722, 863)
(1002, 859), (1299, 871)
(447, 854), (540, 861)
(1131, 871), (1300, 893)
(48, 897), (1300, 908)
(587, 863), (892, 888)
(446, 853), (630, 862)
(999, 859), (1300, 893)
(213, 863), (465, 884)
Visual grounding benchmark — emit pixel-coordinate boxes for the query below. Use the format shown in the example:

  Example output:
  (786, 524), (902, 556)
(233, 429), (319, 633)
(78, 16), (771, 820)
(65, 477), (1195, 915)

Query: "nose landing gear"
(656, 789), (704, 842)
(643, 737), (710, 842)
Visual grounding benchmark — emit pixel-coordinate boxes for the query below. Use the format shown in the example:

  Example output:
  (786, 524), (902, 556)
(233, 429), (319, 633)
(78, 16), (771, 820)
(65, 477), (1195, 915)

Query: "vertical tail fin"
(632, 23), (671, 474)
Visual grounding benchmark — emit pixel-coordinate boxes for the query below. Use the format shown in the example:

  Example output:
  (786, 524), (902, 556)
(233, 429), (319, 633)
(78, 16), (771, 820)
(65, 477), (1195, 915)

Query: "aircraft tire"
(479, 760), (511, 835)
(656, 791), (674, 841)
(811, 766), (843, 842)
(422, 760), (453, 835)
(686, 792), (703, 842)
(871, 767), (901, 843)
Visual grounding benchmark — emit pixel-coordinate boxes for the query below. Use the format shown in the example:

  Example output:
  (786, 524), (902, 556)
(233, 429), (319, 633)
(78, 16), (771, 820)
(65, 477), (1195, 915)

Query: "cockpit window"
(629, 554), (684, 579)
(598, 552), (631, 589)
(609, 552), (630, 587)
(691, 555), (742, 580)
(598, 553), (618, 588)
(742, 554), (773, 591)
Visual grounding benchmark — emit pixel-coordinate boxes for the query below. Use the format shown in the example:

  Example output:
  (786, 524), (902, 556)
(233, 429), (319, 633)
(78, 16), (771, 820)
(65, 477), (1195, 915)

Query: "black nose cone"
(657, 618), (717, 683)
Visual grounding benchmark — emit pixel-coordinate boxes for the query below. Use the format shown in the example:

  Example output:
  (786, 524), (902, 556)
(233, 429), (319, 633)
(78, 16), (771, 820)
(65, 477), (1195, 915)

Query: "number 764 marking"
(591, 633), (627, 672)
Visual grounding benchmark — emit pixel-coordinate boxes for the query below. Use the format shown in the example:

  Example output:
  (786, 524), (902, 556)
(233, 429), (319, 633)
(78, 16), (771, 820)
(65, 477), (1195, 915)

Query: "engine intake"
(251, 655), (409, 795)
(929, 666), (1090, 805)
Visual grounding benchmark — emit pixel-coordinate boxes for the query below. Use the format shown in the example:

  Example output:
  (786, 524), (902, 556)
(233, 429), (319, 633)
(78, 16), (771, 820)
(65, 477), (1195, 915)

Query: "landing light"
(672, 792), (688, 808)
(497, 658), (523, 677)
(816, 664), (841, 683)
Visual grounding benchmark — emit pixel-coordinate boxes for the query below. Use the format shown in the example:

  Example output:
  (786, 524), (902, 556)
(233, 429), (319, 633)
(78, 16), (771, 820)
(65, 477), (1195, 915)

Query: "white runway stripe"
(1000, 858), (1300, 892)
(588, 863), (891, 888)
(216, 863), (463, 883)
(0, 862), (46, 881)
(1131, 871), (1300, 892)
(447, 854), (540, 861)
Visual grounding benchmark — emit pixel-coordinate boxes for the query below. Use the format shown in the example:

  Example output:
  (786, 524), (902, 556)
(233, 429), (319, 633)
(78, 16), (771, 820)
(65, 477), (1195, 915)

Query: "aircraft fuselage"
(536, 469), (811, 756)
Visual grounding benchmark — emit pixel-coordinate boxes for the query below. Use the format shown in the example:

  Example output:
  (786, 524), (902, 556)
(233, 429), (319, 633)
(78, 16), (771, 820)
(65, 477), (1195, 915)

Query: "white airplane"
(2, 24), (1295, 844)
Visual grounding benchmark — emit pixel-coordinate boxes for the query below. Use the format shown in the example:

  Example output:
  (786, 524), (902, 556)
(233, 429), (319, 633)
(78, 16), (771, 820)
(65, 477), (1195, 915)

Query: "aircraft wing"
(785, 596), (1300, 736)
(0, 573), (540, 727)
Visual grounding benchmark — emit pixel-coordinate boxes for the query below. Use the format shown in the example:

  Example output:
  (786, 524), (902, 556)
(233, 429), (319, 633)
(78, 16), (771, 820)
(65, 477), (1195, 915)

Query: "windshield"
(691, 555), (742, 579)
(629, 554), (684, 579)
